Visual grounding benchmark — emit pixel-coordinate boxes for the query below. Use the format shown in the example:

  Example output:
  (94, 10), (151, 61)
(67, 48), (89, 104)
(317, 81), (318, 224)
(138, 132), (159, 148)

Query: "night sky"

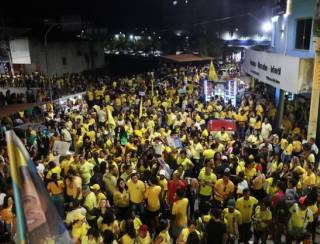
(3, 0), (272, 34)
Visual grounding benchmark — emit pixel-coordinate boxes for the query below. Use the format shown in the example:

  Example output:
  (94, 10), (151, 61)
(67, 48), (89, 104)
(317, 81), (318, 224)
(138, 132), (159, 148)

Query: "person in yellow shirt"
(202, 143), (216, 160)
(71, 213), (89, 243)
(119, 219), (136, 244)
(155, 219), (172, 244)
(171, 188), (189, 239)
(215, 127), (230, 145)
(144, 176), (161, 232)
(136, 224), (152, 244)
(47, 173), (65, 218)
(126, 171), (146, 216)
(252, 199), (272, 244)
(176, 149), (193, 171)
(198, 164), (217, 214)
(287, 196), (314, 243)
(292, 135), (302, 156)
(46, 161), (61, 180)
(177, 220), (201, 244)
(236, 188), (258, 243)
(113, 178), (130, 220)
(282, 137), (293, 164)
(213, 168), (235, 208)
(223, 199), (242, 242)
(302, 164), (316, 189)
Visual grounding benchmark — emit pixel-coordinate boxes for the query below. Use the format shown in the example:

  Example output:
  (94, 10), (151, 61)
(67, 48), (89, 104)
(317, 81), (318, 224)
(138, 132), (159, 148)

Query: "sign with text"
(243, 49), (304, 93)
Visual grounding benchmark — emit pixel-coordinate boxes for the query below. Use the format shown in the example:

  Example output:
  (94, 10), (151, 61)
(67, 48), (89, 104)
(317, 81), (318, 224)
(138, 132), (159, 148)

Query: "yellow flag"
(209, 60), (218, 81)
(139, 97), (143, 118)
(107, 106), (116, 129)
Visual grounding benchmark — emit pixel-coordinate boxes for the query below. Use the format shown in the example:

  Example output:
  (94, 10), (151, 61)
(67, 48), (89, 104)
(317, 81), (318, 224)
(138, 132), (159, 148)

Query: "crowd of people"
(0, 72), (94, 106)
(0, 64), (319, 244)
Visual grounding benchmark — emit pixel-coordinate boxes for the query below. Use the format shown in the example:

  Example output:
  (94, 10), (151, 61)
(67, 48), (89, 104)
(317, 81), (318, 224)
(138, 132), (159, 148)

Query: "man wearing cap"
(213, 168), (234, 208)
(127, 171), (146, 216)
(235, 188), (258, 244)
(223, 199), (242, 243)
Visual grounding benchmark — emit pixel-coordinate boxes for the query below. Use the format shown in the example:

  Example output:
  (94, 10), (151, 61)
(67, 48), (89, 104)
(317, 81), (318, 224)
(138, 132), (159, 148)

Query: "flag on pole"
(6, 130), (72, 244)
(107, 106), (116, 130)
(139, 97), (143, 118)
(208, 60), (218, 81)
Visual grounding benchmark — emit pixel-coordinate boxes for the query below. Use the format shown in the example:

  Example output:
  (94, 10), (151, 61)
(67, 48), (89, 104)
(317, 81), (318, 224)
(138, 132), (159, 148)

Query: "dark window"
(295, 18), (312, 50)
(62, 56), (67, 65)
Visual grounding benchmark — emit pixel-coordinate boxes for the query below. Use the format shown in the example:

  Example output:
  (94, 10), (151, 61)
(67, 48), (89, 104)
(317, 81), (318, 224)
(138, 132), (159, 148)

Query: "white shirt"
(261, 122), (272, 139)
(61, 128), (72, 141)
(97, 109), (106, 123)
(311, 143), (319, 155)
(237, 180), (249, 194)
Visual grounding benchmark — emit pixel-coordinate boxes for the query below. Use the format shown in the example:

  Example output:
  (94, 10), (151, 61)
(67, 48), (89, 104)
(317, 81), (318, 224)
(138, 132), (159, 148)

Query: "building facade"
(242, 0), (316, 133)
(10, 37), (105, 76)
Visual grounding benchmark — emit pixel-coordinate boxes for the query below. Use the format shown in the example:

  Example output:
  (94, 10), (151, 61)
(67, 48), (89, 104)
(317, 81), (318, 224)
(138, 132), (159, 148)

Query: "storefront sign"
(243, 49), (313, 93)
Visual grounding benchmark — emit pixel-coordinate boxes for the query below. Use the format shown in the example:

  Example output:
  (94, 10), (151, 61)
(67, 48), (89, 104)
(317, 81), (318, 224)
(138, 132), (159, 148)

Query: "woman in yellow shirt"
(113, 178), (130, 220)
(47, 173), (65, 218)
(119, 219), (136, 244)
(154, 219), (172, 244)
(302, 164), (316, 189)
(101, 210), (120, 239)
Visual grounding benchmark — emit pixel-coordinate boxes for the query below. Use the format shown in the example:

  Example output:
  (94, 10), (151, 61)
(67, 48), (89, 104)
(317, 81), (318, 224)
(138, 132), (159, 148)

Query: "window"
(62, 56), (67, 65)
(295, 18), (312, 50)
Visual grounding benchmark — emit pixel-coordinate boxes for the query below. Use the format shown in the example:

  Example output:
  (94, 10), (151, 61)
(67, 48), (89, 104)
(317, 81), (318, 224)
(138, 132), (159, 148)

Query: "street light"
(262, 22), (272, 32)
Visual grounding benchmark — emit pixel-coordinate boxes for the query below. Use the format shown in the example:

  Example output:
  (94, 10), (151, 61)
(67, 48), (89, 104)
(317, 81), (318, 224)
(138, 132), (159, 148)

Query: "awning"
(161, 54), (212, 63)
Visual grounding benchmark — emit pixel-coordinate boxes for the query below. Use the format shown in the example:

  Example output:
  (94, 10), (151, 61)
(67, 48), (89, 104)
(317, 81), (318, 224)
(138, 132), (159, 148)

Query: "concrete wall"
(272, 0), (316, 58)
(24, 39), (104, 76)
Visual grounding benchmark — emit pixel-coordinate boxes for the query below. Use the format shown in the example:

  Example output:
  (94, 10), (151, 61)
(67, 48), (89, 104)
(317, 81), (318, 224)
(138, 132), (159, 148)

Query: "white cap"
(159, 169), (166, 176)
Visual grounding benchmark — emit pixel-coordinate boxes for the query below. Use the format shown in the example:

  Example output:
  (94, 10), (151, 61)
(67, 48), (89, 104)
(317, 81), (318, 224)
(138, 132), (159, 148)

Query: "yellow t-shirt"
(236, 196), (258, 223)
(302, 172), (316, 188)
(157, 230), (171, 244)
(198, 171), (217, 196)
(136, 232), (152, 244)
(289, 203), (313, 229)
(253, 206), (272, 229)
(145, 185), (162, 212)
(214, 179), (234, 202)
(203, 149), (215, 160)
(120, 234), (135, 244)
(127, 180), (146, 204)
(177, 157), (193, 169)
(84, 192), (97, 211)
(66, 176), (82, 200)
(47, 180), (64, 195)
(179, 228), (201, 242)
(72, 222), (89, 240)
(172, 198), (189, 226)
(223, 208), (242, 234)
